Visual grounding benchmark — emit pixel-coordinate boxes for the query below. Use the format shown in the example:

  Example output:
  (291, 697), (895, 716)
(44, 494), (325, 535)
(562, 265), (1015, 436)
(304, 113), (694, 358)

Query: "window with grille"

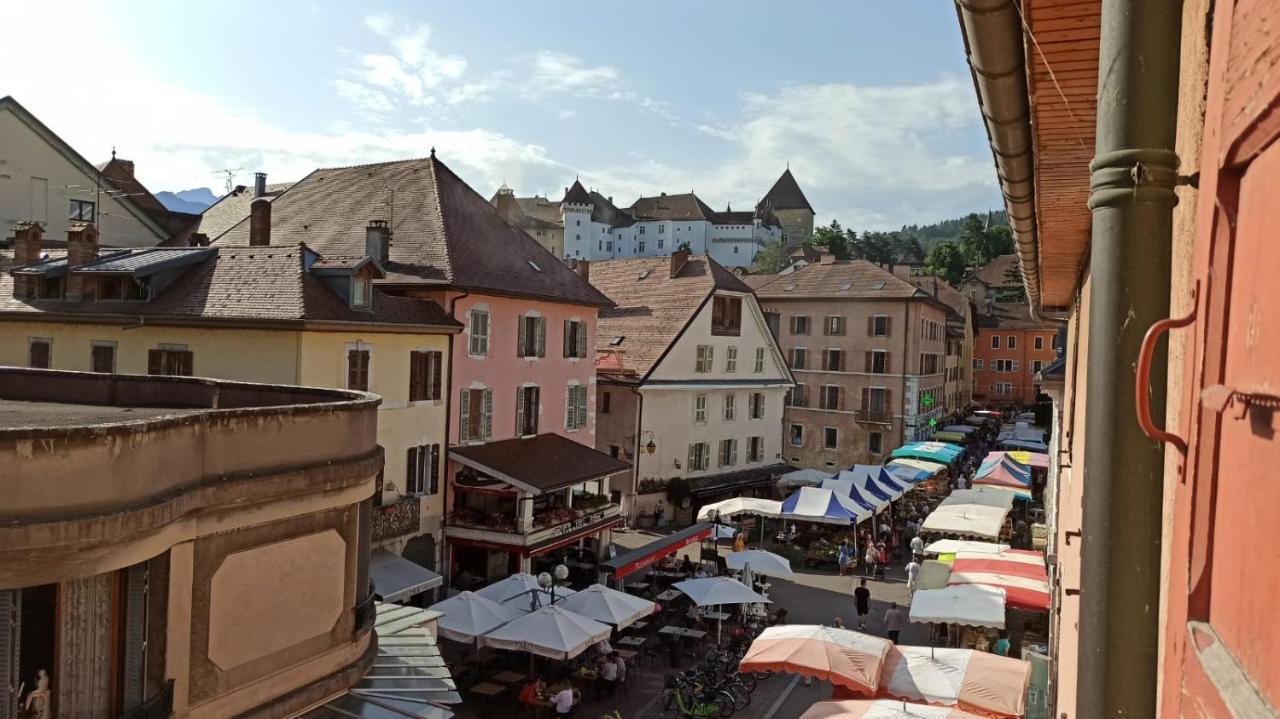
(518, 315), (547, 358)
(749, 392), (766, 419)
(695, 345), (714, 373)
(405, 444), (440, 496)
(148, 346), (194, 377)
(694, 394), (708, 424)
(28, 338), (51, 369)
(516, 386), (540, 436)
(409, 351), (443, 401)
(563, 319), (589, 358)
(725, 345), (738, 373)
(468, 309), (490, 356)
(459, 388), (493, 441)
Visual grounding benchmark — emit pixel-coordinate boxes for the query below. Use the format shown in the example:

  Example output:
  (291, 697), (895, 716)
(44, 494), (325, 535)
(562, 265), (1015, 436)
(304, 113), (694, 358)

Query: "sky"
(0, 1), (1001, 231)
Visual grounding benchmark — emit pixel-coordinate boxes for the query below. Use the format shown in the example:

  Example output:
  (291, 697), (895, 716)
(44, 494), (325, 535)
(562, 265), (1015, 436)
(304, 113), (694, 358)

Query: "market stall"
(879, 646), (1032, 718)
(923, 540), (1010, 556)
(920, 504), (1009, 540)
(739, 625), (893, 695)
(801, 700), (985, 719)
(781, 486), (871, 525)
(908, 586), (1007, 629)
(890, 442), (964, 466)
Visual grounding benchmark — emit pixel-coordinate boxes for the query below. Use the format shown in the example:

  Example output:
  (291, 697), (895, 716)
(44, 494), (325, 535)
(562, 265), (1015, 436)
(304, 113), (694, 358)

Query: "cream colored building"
(0, 96), (172, 247)
(592, 252), (793, 523)
(0, 222), (460, 586)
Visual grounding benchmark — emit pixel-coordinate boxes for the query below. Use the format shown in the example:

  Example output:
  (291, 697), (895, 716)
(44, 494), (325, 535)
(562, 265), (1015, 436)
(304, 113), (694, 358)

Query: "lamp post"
(536, 564), (570, 608)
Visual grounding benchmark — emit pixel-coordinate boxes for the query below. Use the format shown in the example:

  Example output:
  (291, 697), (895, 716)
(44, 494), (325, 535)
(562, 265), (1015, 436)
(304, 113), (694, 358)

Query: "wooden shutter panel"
(516, 387), (526, 435)
(688, 444), (696, 471)
(563, 319), (573, 357)
(347, 350), (359, 389)
(518, 316), (528, 357)
(148, 349), (162, 375)
(459, 390), (472, 442)
(576, 385), (588, 428)
(884, 389), (893, 415)
(535, 317), (547, 357)
(409, 351), (423, 401)
(885, 317), (892, 336)
(576, 322), (587, 358)
(482, 389), (493, 439)
(867, 316), (875, 336)
(430, 351), (442, 399)
(861, 387), (870, 411)
(406, 446), (418, 494)
(884, 352), (891, 374)
(790, 316), (798, 334)
(429, 444), (440, 495)
(865, 351), (873, 373)
(178, 350), (194, 376)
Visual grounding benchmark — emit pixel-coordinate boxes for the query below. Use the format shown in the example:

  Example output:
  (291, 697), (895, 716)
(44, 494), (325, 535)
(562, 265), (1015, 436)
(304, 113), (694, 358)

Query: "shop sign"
(544, 508), (613, 540)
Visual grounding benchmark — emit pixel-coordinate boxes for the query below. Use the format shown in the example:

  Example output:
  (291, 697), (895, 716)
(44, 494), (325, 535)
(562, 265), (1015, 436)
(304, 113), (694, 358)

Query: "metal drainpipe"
(1079, 0), (1181, 715)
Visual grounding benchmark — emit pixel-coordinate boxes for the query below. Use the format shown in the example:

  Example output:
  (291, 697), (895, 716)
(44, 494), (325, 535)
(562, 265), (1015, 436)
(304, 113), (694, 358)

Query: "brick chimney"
(12, 222), (43, 298)
(254, 172), (267, 198)
(249, 198), (271, 246)
(365, 220), (390, 264)
(669, 248), (690, 278)
(66, 222), (99, 300)
(574, 259), (590, 282)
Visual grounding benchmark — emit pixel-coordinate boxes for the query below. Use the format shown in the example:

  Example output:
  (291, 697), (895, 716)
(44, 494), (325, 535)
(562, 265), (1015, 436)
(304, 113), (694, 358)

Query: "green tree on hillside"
(811, 220), (852, 260)
(752, 240), (790, 274)
(926, 240), (968, 286)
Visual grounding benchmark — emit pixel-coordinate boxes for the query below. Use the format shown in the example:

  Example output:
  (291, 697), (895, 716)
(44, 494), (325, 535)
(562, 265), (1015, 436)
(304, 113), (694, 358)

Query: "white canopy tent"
(556, 584), (655, 629)
(924, 539), (1011, 556)
(480, 605), (613, 660)
(921, 504), (1010, 539)
(908, 585), (1007, 629)
(940, 488), (1016, 510)
(428, 590), (524, 644)
(696, 496), (783, 520)
(776, 467), (832, 490)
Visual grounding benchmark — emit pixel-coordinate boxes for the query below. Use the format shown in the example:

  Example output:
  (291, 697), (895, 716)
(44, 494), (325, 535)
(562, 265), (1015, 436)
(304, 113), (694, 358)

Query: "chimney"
(12, 222), (43, 298)
(249, 198), (271, 246)
(254, 172), (267, 198)
(818, 251), (836, 265)
(669, 248), (690, 278)
(65, 223), (99, 300)
(365, 220), (391, 264)
(574, 259), (590, 282)
(189, 232), (210, 247)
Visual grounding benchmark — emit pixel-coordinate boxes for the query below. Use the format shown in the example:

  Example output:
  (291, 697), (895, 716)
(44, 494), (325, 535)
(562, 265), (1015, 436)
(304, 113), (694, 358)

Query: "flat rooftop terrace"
(0, 399), (200, 429)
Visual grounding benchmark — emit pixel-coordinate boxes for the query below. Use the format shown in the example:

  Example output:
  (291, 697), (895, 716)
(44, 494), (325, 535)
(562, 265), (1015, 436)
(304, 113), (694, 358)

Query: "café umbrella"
(556, 584), (656, 629)
(879, 646), (1033, 718)
(674, 577), (770, 607)
(427, 590), (524, 644)
(480, 605), (612, 660)
(739, 625), (892, 695)
(725, 550), (794, 578)
(800, 699), (985, 719)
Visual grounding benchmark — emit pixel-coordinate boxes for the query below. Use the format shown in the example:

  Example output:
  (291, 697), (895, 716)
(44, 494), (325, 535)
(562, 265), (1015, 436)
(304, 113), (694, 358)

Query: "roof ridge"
(425, 155), (455, 283)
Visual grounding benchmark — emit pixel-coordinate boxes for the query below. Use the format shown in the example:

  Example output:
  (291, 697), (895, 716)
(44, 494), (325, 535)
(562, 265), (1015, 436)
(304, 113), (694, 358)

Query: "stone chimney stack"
(12, 222), (43, 298)
(249, 198), (271, 246)
(254, 172), (267, 198)
(669, 248), (690, 278)
(574, 259), (590, 283)
(65, 223), (99, 300)
(365, 220), (391, 264)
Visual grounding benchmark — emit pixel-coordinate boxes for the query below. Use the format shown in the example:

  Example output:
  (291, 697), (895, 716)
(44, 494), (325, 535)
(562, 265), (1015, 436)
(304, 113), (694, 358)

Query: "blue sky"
(1, 1), (1000, 230)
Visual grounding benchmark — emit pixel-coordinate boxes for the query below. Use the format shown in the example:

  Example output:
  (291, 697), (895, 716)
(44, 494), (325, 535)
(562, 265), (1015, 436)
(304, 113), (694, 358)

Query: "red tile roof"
(215, 155), (613, 307)
(751, 260), (926, 300)
(591, 254), (750, 378)
(969, 254), (1021, 288)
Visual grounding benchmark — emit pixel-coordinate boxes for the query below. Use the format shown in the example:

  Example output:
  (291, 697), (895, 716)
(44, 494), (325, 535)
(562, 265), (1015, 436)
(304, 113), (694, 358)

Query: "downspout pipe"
(1080, 0), (1181, 715)
(955, 0), (1068, 325)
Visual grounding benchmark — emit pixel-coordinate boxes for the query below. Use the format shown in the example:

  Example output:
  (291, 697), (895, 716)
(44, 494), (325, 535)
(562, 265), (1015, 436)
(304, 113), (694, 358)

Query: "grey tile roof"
(74, 248), (214, 275)
(759, 169), (813, 212)
(196, 182), (293, 241)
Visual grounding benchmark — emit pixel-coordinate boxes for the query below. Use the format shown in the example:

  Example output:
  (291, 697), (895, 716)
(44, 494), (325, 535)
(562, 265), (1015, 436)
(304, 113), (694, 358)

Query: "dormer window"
(351, 276), (371, 308)
(711, 295), (742, 336)
(94, 276), (146, 301)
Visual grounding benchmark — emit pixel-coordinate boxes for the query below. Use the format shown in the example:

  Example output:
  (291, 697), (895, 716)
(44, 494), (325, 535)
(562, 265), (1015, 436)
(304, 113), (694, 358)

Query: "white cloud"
(526, 51), (619, 95)
(339, 16), (468, 109)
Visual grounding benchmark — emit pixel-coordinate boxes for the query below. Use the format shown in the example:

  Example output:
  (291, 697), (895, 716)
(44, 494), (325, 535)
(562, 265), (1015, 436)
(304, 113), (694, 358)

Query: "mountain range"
(155, 188), (218, 214)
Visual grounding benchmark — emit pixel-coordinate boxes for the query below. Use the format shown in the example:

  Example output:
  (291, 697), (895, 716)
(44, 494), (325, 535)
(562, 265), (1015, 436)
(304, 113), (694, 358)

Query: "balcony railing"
(447, 502), (621, 547)
(372, 496), (421, 542)
(853, 409), (894, 424)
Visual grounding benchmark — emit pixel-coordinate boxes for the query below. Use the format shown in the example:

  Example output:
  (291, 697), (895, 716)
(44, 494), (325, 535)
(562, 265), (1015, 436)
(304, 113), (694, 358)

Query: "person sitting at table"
(685, 604), (706, 630)
(693, 565), (710, 579)
(679, 555), (695, 575)
(613, 652), (627, 683)
(519, 676), (547, 706)
(550, 683), (580, 717)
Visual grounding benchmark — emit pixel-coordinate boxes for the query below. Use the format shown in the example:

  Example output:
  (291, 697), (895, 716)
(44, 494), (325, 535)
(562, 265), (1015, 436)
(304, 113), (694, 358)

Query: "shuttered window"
(819, 385), (842, 410)
(711, 295), (742, 336)
(719, 438), (738, 467)
(723, 394), (736, 421)
(787, 384), (808, 407)
(754, 347), (765, 373)
(468, 309), (490, 356)
(725, 346), (738, 373)
(517, 315), (546, 358)
(866, 350), (889, 374)
(28, 338), (51, 369)
(563, 319), (589, 358)
(516, 386), (540, 436)
(790, 316), (810, 335)
(695, 345), (714, 373)
(791, 348), (808, 370)
(406, 444), (441, 495)
(687, 442), (710, 471)
(824, 349), (844, 372)
(870, 315), (891, 337)
(90, 343), (115, 373)
(748, 436), (763, 462)
(346, 349), (370, 391)
(459, 388), (492, 442)
(824, 316), (846, 335)
(148, 347), (193, 376)
(749, 392), (766, 419)
(565, 384), (588, 430)
(409, 350), (443, 401)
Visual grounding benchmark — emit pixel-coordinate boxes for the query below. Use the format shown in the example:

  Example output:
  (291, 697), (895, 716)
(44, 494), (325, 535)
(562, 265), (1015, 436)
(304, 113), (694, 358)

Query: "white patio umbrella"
(480, 605), (613, 660)
(427, 590), (524, 644)
(674, 576), (771, 607)
(475, 573), (542, 603)
(557, 584), (656, 629)
(725, 550), (794, 577)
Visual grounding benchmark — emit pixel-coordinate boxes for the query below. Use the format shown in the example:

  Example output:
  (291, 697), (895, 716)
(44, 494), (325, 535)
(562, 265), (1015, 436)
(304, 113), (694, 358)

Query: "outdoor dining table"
(659, 626), (708, 640)
(628, 620), (649, 631)
(492, 670), (526, 684)
(655, 589), (682, 602)
(617, 636), (646, 647)
(470, 681), (506, 697)
(703, 611), (730, 621)
(626, 582), (651, 593)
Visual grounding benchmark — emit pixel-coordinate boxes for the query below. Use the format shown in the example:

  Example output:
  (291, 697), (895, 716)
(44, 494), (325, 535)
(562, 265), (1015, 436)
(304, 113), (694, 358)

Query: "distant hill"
(156, 188), (218, 214)
(900, 210), (1008, 253)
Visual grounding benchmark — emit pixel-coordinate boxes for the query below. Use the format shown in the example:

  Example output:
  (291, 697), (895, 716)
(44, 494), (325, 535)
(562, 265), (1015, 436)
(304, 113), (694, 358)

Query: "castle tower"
(560, 178), (594, 259)
(758, 168), (815, 249)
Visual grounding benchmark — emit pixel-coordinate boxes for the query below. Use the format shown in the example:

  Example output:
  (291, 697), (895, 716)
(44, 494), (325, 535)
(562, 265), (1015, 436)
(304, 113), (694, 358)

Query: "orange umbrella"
(739, 625), (892, 695)
(879, 646), (1032, 718)
(801, 699), (986, 719)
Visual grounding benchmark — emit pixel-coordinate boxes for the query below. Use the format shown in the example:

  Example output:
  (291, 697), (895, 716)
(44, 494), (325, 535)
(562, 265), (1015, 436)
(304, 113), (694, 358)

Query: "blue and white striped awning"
(780, 486), (869, 525)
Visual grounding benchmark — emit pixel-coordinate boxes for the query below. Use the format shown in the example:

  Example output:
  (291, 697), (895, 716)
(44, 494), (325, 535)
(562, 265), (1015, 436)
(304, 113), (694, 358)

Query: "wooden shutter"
(428, 444), (440, 495)
(28, 341), (50, 369)
(429, 351), (442, 399)
(348, 350), (360, 389)
(536, 317), (547, 357)
(121, 562), (148, 712)
(864, 351), (873, 373)
(482, 389), (493, 439)
(516, 387), (527, 435)
(867, 316), (875, 336)
(576, 385), (588, 429)
(883, 389), (892, 415)
(518, 316), (529, 357)
(576, 322), (587, 358)
(91, 344), (113, 373)
(861, 387), (870, 411)
(688, 444), (697, 471)
(459, 390), (472, 442)
(409, 351), (424, 401)
(790, 316), (798, 334)
(884, 316), (892, 336)
(148, 349), (162, 375)
(563, 319), (573, 357)
(178, 350), (194, 377)
(884, 352), (891, 374)
(406, 446), (419, 494)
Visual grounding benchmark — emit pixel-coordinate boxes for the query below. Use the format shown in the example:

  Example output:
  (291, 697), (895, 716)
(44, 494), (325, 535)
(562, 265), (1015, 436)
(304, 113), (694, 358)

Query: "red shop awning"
(600, 523), (713, 580)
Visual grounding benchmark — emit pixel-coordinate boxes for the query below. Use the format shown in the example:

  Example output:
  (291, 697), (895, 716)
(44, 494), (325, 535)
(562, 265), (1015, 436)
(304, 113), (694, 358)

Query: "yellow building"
(0, 222), (461, 595)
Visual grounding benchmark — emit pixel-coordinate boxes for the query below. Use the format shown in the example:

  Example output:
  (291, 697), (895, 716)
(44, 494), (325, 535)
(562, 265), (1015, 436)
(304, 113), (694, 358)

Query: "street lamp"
(536, 564), (570, 607)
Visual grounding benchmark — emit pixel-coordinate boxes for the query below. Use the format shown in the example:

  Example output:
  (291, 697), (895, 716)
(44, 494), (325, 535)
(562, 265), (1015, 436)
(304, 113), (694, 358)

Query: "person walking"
(884, 602), (906, 644)
(905, 558), (921, 594)
(864, 540), (877, 579)
(837, 540), (851, 576)
(854, 579), (871, 631)
(910, 533), (925, 562)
